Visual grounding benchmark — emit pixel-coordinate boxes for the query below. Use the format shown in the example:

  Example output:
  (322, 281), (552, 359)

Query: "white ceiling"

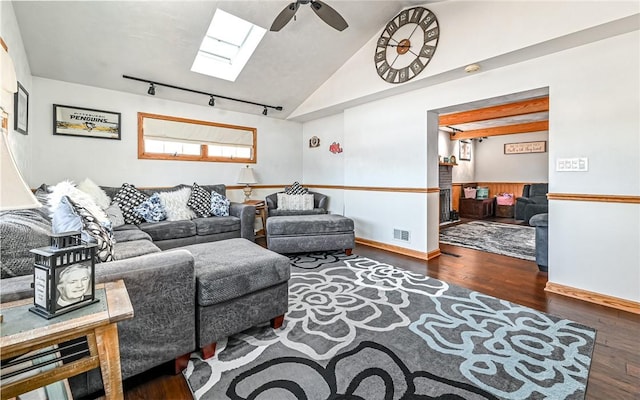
(12, 0), (431, 118)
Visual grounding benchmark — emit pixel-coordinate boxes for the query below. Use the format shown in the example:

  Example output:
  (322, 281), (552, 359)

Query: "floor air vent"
(393, 229), (410, 242)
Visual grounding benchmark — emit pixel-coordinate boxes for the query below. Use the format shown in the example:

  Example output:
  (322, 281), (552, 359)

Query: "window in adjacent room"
(138, 112), (256, 163)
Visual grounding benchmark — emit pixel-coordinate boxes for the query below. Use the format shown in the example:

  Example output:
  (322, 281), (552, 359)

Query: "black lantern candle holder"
(29, 231), (98, 319)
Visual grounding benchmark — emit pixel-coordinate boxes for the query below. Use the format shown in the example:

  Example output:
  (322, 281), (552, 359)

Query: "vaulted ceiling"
(12, 1), (431, 119)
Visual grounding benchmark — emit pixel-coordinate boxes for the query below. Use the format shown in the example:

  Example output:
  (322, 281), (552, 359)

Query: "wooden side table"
(245, 200), (267, 239)
(0, 280), (133, 400)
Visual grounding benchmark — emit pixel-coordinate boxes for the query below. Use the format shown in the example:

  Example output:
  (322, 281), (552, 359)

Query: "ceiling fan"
(270, 0), (348, 32)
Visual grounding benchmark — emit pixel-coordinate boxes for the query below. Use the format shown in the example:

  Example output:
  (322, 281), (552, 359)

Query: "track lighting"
(123, 75), (283, 116)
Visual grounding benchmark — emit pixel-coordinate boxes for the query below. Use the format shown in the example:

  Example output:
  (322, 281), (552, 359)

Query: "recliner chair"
(515, 183), (548, 224)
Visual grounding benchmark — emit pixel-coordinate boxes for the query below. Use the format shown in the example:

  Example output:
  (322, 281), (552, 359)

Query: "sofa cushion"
(112, 183), (149, 225)
(0, 209), (51, 278)
(268, 208), (327, 217)
(193, 216), (241, 236)
(48, 180), (110, 225)
(134, 193), (167, 223)
(113, 228), (152, 243)
(182, 239), (290, 307)
(187, 183), (212, 218)
(113, 239), (161, 260)
(139, 220), (196, 241)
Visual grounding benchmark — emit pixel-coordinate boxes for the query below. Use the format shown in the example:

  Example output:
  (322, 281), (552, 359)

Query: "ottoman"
(266, 214), (355, 254)
(181, 238), (290, 359)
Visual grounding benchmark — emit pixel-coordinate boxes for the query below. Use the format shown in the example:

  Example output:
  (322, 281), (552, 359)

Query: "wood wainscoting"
(451, 182), (530, 211)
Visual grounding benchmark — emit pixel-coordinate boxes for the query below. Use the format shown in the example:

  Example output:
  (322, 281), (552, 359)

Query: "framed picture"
(14, 81), (29, 135)
(504, 141), (546, 154)
(459, 140), (471, 161)
(53, 104), (121, 140)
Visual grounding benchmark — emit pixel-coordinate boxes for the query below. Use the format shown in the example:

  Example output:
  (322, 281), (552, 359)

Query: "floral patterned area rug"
(184, 252), (595, 399)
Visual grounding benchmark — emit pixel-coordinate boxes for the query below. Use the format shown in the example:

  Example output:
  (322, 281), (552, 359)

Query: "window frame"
(137, 112), (257, 164)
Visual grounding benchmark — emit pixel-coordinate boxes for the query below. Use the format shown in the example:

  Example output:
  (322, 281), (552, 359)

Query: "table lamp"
(237, 165), (257, 201)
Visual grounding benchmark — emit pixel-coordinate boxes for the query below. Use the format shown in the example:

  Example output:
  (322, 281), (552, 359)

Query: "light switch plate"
(556, 157), (588, 172)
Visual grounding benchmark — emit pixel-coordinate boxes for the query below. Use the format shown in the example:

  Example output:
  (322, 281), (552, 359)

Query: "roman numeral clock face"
(375, 7), (439, 84)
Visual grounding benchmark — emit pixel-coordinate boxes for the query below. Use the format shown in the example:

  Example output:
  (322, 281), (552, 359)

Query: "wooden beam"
(452, 121), (548, 140)
(439, 97), (549, 126)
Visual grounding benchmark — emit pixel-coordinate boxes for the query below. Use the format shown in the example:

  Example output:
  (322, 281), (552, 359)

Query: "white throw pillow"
(48, 180), (110, 225)
(158, 187), (197, 221)
(277, 193), (314, 211)
(76, 178), (111, 209)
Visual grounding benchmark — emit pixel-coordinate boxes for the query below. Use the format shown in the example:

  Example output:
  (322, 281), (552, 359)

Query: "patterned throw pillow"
(211, 191), (230, 217)
(187, 183), (212, 218)
(277, 193), (314, 211)
(57, 196), (115, 263)
(112, 183), (148, 225)
(134, 193), (167, 223)
(158, 187), (197, 221)
(285, 181), (308, 195)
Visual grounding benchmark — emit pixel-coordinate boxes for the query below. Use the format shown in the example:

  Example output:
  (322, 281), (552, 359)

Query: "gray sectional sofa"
(0, 183), (265, 398)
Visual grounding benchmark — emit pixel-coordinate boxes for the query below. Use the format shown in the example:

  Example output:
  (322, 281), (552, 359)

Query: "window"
(191, 9), (267, 82)
(138, 112), (256, 163)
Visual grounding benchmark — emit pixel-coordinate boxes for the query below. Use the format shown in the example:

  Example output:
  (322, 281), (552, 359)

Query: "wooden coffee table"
(0, 280), (133, 400)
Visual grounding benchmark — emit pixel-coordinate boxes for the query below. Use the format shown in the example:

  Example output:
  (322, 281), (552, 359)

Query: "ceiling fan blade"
(270, 2), (299, 31)
(310, 0), (348, 31)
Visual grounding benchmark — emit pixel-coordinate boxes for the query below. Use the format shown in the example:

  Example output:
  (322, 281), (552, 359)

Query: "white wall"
(302, 113), (345, 214)
(1, 1), (33, 181)
(301, 28), (640, 302)
(474, 131), (549, 182)
(28, 78), (303, 190)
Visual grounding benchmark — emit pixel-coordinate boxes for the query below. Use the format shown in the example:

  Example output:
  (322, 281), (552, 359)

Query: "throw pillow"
(48, 180), (110, 225)
(105, 203), (125, 227)
(187, 183), (212, 218)
(158, 187), (197, 221)
(134, 193), (167, 223)
(284, 181), (308, 195)
(211, 191), (230, 217)
(53, 196), (115, 263)
(76, 178), (111, 209)
(111, 183), (149, 225)
(277, 193), (314, 211)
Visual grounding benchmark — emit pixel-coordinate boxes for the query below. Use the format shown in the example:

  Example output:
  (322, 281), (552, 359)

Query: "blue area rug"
(185, 252), (595, 399)
(440, 220), (536, 261)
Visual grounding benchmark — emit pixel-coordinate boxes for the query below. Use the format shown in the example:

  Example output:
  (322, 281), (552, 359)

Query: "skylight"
(191, 9), (266, 82)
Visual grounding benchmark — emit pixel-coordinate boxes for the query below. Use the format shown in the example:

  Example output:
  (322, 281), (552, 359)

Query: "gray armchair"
(515, 183), (548, 224)
(266, 191), (328, 217)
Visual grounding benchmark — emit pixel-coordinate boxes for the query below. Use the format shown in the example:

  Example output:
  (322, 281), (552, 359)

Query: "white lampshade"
(1, 44), (18, 112)
(237, 165), (257, 185)
(0, 131), (41, 211)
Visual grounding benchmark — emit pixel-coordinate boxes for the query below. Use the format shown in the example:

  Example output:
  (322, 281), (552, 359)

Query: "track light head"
(209, 96), (215, 107)
(262, 107), (268, 116)
(147, 83), (155, 96)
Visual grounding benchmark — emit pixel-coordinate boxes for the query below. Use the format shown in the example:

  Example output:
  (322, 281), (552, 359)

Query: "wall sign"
(504, 141), (546, 154)
(53, 104), (121, 140)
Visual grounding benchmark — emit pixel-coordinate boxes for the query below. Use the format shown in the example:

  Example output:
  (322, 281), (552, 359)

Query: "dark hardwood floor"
(123, 236), (640, 400)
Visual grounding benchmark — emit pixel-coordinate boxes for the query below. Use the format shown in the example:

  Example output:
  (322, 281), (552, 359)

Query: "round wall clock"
(374, 7), (439, 84)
